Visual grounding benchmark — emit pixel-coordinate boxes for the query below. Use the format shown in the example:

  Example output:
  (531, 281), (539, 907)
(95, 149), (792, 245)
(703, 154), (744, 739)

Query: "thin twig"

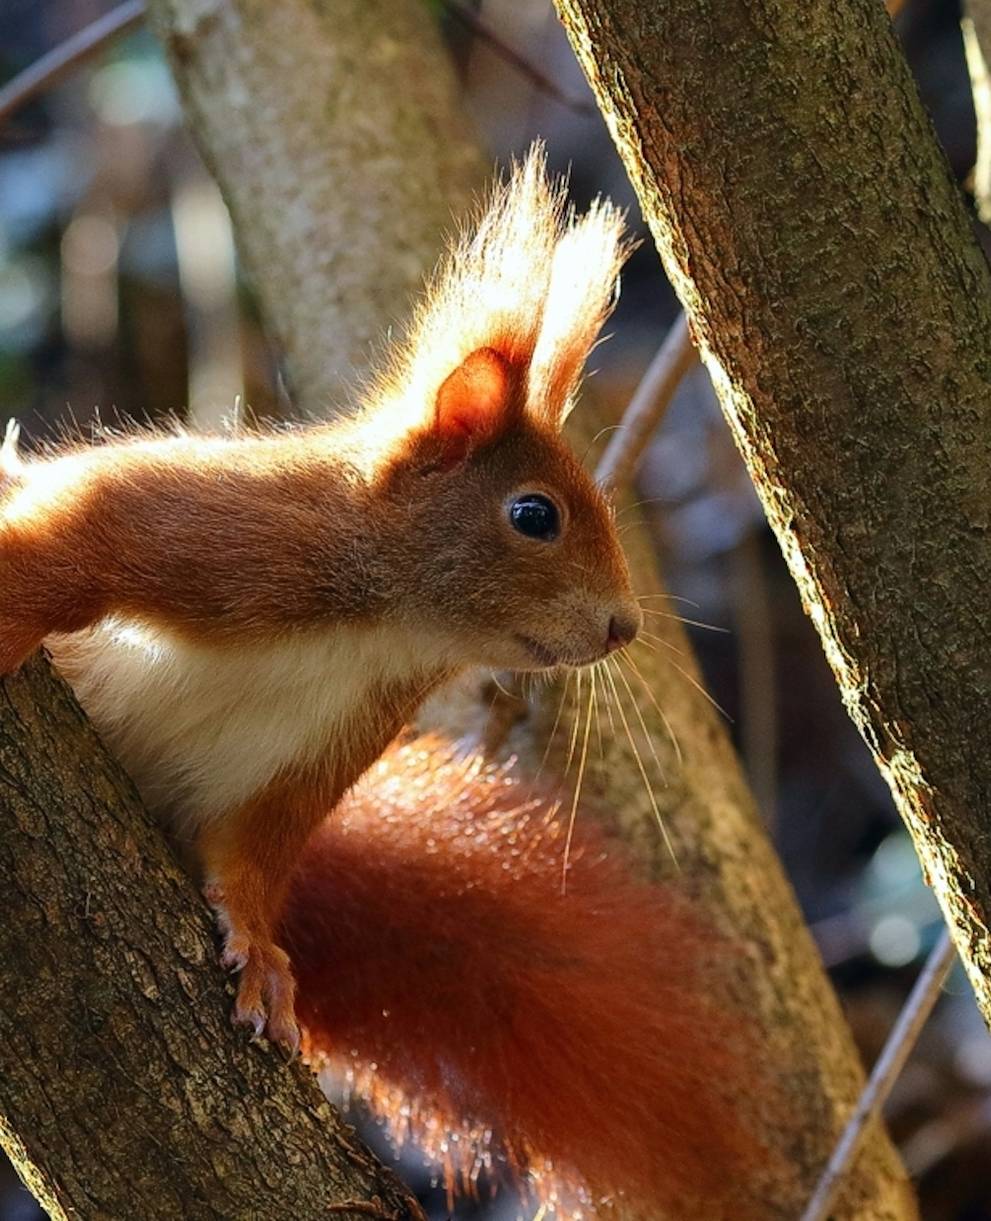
(799, 927), (957, 1221)
(0, 1), (146, 129)
(443, 0), (596, 116)
(595, 312), (697, 490)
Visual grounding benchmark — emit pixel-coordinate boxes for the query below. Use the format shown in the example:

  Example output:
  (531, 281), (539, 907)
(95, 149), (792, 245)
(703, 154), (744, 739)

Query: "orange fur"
(0, 149), (640, 1044)
(0, 146), (768, 1211)
(285, 740), (769, 1219)
(198, 672), (440, 1044)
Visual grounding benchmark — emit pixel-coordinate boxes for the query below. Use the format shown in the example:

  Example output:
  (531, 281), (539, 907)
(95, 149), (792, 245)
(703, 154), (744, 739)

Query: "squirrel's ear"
(431, 347), (520, 460)
(528, 200), (628, 431)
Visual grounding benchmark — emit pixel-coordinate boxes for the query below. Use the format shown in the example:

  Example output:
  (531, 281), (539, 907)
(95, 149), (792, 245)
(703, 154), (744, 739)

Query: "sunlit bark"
(556, 0), (991, 1060)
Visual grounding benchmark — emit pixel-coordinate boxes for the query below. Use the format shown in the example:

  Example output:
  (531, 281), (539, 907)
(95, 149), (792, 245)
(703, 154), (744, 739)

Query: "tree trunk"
(0, 0), (915, 1217)
(146, 0), (486, 417)
(0, 656), (423, 1221)
(554, 0), (991, 1029)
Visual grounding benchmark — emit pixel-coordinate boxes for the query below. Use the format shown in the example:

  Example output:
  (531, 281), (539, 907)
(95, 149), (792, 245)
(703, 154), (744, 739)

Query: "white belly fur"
(49, 617), (445, 836)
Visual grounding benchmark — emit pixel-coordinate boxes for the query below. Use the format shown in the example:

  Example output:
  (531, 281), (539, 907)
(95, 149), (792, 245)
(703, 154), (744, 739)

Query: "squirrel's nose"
(605, 610), (640, 653)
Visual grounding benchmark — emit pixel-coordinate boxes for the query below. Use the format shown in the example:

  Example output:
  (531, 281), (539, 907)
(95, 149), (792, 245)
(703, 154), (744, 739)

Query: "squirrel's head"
(364, 145), (641, 671)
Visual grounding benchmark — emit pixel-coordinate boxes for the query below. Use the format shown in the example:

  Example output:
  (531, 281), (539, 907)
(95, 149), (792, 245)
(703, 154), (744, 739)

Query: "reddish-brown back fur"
(284, 740), (769, 1218)
(0, 150), (636, 675)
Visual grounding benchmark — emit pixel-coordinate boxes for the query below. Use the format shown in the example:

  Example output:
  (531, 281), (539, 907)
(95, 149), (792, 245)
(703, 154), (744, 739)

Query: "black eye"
(509, 493), (560, 541)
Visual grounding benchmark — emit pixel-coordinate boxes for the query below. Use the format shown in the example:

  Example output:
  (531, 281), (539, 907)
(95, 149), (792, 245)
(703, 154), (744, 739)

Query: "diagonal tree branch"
(553, 0), (991, 1034)
(595, 311), (696, 490)
(0, 1), (145, 128)
(801, 928), (957, 1221)
(0, 655), (424, 1219)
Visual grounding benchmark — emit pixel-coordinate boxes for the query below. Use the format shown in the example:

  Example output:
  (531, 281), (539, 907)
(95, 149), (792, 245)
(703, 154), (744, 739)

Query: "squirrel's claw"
(231, 941), (300, 1053)
(204, 883), (300, 1052)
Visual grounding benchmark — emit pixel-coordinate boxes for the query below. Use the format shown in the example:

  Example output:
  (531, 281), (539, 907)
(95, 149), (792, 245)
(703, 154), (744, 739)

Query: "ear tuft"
(1, 420), (22, 485)
(433, 348), (517, 457)
(368, 143), (631, 448)
(529, 199), (630, 429)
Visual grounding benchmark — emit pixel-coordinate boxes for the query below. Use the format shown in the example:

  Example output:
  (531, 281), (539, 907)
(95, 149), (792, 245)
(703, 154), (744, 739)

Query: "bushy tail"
(282, 738), (772, 1218)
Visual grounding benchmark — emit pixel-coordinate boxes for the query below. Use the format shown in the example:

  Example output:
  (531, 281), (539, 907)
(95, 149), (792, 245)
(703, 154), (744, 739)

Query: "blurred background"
(1, 1), (989, 1217)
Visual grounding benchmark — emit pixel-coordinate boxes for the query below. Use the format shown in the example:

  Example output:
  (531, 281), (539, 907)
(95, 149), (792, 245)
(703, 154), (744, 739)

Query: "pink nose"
(605, 613), (639, 653)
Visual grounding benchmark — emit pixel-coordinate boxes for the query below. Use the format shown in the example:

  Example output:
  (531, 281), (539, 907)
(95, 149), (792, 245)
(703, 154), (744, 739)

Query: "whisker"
(488, 670), (517, 698)
(562, 676), (595, 895)
(641, 609), (730, 634)
(616, 496), (669, 519)
(564, 667), (584, 776)
(617, 649), (684, 769)
(638, 629), (683, 656)
(665, 654), (733, 722)
(610, 654), (668, 787)
(602, 659), (678, 867)
(580, 424), (624, 467)
(537, 668), (573, 779)
(598, 660), (617, 738)
(590, 665), (604, 759)
(636, 593), (701, 607)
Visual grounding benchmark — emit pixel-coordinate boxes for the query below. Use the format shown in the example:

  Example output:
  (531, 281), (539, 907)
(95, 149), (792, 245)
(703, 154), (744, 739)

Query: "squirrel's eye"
(509, 493), (560, 541)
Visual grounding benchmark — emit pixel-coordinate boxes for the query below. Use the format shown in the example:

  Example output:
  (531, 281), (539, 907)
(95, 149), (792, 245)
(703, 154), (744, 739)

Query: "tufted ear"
(528, 200), (628, 430)
(371, 145), (630, 465)
(431, 347), (520, 461)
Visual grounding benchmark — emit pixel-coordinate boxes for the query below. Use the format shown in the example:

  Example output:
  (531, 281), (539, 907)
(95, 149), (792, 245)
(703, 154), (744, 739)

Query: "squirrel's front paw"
(204, 883), (300, 1052)
(230, 938), (300, 1052)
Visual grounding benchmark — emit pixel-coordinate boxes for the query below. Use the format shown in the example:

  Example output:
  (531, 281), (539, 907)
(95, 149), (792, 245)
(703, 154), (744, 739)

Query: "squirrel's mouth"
(515, 633), (605, 670)
(514, 633), (563, 669)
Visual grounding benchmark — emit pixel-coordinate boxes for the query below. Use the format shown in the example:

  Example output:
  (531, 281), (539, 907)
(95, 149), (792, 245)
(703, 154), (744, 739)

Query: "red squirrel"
(0, 150), (763, 1215)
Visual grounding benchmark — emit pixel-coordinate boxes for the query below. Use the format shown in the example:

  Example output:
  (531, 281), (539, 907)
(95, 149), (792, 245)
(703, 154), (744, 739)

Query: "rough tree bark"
(0, 0), (915, 1218)
(147, 0), (485, 416)
(553, 0), (991, 1032)
(0, 657), (422, 1221)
